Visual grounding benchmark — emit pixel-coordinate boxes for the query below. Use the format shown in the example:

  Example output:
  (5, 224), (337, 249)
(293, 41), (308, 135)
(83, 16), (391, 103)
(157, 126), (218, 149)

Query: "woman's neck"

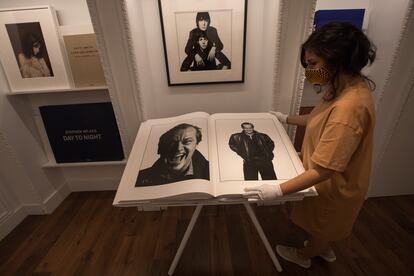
(323, 71), (362, 100)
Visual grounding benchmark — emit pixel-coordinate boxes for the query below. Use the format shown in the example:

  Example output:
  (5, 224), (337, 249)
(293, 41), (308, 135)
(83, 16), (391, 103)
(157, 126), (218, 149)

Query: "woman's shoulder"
(336, 82), (373, 109)
(329, 82), (375, 131)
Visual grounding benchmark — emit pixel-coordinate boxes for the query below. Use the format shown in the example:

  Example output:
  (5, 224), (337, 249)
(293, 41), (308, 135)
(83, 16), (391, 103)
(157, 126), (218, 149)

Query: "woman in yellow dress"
(243, 22), (376, 268)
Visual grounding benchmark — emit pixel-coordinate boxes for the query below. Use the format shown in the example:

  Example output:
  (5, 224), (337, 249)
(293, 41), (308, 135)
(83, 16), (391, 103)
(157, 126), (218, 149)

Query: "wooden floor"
(0, 192), (413, 276)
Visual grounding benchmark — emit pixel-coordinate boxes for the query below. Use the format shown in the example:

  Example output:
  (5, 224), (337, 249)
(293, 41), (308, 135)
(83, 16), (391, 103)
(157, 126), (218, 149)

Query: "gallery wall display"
(63, 33), (107, 88)
(39, 102), (124, 163)
(0, 6), (71, 92)
(158, 0), (248, 85)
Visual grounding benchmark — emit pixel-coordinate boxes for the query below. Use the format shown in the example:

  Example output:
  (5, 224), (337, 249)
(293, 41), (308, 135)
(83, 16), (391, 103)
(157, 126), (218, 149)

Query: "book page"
(114, 112), (214, 205)
(209, 113), (315, 197)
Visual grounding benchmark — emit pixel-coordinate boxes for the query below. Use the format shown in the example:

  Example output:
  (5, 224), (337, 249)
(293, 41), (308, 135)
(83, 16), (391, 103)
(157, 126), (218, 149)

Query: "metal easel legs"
(168, 203), (283, 275)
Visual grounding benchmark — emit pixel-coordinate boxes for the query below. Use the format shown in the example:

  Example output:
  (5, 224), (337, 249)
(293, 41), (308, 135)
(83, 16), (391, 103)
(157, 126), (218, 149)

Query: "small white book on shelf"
(114, 112), (317, 206)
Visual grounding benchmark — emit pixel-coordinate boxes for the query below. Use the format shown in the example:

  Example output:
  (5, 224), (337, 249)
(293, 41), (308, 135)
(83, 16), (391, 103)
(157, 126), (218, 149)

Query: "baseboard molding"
(0, 206), (26, 241)
(23, 184), (71, 215)
(68, 178), (119, 191)
(43, 184), (71, 213)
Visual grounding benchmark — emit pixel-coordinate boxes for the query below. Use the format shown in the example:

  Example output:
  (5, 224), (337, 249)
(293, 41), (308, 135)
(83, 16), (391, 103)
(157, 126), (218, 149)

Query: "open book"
(114, 112), (317, 206)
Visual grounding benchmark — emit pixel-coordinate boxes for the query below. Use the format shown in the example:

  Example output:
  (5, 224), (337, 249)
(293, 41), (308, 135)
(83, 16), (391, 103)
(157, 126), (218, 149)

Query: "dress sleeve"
(311, 122), (362, 172)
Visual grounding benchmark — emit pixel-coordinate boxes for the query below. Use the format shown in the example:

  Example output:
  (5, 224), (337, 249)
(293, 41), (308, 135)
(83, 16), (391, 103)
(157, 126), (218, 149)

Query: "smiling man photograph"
(136, 123), (210, 187)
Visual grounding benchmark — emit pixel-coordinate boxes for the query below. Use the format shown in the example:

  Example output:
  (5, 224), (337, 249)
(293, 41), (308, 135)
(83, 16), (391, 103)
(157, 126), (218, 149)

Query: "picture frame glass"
(158, 0), (247, 85)
(0, 6), (70, 92)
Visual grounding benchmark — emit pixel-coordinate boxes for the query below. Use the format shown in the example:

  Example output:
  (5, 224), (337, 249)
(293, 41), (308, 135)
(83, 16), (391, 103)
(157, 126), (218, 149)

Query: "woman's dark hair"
(196, 12), (210, 27)
(22, 33), (44, 58)
(300, 22), (376, 98)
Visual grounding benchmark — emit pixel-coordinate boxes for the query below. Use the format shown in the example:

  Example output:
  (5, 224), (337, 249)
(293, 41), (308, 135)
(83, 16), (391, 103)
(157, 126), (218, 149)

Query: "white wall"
(367, 0), (410, 106)
(372, 85), (414, 196)
(126, 0), (280, 119)
(0, 0), (92, 26)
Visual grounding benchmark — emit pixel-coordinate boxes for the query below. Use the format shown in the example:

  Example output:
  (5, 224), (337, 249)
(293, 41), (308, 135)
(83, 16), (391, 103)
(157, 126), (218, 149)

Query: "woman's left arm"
(280, 164), (334, 195)
(243, 164), (334, 200)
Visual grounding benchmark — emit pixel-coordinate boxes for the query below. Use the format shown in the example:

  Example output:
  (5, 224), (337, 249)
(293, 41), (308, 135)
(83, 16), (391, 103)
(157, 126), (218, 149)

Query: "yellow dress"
(291, 82), (375, 241)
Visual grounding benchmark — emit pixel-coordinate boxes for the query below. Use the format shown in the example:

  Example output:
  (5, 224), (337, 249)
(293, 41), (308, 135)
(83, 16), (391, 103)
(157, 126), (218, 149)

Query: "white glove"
(269, 111), (288, 123)
(243, 184), (283, 201)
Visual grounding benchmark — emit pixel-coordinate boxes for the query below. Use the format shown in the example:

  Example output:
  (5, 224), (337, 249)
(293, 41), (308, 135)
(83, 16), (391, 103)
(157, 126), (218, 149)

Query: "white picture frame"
(158, 0), (247, 86)
(0, 6), (71, 93)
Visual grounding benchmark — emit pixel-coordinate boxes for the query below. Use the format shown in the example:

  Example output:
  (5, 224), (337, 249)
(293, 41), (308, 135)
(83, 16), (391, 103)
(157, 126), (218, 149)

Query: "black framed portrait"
(158, 0), (248, 86)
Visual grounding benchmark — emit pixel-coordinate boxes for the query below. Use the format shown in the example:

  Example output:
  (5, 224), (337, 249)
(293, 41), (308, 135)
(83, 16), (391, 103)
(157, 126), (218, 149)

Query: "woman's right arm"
(18, 53), (30, 78)
(287, 114), (309, 127)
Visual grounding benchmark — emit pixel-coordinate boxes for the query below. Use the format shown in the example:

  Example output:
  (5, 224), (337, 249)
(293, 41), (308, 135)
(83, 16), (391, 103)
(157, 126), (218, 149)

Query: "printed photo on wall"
(178, 11), (232, 72)
(136, 119), (210, 187)
(6, 22), (54, 79)
(0, 6), (71, 92)
(158, 0), (247, 85)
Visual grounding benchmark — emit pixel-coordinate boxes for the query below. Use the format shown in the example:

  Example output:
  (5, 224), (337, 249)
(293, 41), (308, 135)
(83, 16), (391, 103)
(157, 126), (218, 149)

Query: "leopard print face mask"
(305, 67), (330, 86)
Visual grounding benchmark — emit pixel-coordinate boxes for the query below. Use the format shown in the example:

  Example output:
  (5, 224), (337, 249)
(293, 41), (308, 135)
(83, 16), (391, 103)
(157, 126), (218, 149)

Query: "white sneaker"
(304, 240), (336, 262)
(275, 245), (311, 269)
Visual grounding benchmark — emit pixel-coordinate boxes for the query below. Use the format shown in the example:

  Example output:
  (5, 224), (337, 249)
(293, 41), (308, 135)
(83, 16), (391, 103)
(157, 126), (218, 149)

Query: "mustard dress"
(291, 82), (375, 241)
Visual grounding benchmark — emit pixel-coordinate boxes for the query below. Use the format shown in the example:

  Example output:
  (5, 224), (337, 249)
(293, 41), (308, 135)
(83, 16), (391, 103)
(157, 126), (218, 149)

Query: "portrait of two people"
(136, 122), (277, 187)
(180, 12), (231, 72)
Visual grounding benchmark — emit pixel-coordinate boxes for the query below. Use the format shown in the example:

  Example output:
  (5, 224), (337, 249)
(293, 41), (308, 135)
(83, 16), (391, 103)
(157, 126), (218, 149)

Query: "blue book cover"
(314, 9), (365, 30)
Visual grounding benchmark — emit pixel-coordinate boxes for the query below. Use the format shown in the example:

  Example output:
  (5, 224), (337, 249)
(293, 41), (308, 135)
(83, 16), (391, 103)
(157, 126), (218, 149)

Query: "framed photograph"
(0, 6), (71, 92)
(158, 0), (247, 86)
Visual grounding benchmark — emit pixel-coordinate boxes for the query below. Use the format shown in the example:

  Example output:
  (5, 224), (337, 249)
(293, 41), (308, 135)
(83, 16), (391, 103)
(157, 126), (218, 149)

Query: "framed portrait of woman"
(0, 6), (71, 93)
(158, 0), (248, 86)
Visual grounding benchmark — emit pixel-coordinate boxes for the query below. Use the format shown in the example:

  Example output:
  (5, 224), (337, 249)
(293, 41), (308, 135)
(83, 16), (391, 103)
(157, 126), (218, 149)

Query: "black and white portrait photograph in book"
(136, 119), (210, 187)
(214, 118), (300, 182)
(113, 112), (314, 204)
(158, 0), (247, 85)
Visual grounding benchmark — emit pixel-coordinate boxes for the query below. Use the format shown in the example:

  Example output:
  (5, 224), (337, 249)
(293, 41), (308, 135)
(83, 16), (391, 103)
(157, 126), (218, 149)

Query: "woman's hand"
(243, 184), (283, 201)
(270, 111), (288, 123)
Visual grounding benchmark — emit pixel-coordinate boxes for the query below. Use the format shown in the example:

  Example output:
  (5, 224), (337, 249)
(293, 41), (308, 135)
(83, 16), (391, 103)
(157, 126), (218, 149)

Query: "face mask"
(305, 67), (330, 86)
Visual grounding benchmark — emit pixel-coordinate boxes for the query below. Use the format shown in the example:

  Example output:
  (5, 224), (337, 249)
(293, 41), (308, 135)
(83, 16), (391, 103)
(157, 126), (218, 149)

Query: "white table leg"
(244, 202), (283, 272)
(168, 204), (203, 275)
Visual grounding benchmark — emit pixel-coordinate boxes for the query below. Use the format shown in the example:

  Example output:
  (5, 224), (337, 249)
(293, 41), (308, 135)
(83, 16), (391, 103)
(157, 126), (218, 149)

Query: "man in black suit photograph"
(229, 122), (277, 180)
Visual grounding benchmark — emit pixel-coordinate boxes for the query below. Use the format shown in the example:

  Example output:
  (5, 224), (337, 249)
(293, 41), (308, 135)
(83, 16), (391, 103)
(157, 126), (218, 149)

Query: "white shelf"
(6, 86), (108, 95)
(43, 159), (126, 168)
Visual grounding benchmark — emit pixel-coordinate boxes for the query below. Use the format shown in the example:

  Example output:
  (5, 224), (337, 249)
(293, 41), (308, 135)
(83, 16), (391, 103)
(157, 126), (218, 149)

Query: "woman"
(243, 22), (376, 268)
(18, 33), (52, 78)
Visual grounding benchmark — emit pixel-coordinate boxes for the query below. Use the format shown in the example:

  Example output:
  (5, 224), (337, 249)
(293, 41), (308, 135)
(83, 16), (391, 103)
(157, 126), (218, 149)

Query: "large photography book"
(63, 33), (106, 87)
(114, 112), (316, 206)
(39, 102), (124, 163)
